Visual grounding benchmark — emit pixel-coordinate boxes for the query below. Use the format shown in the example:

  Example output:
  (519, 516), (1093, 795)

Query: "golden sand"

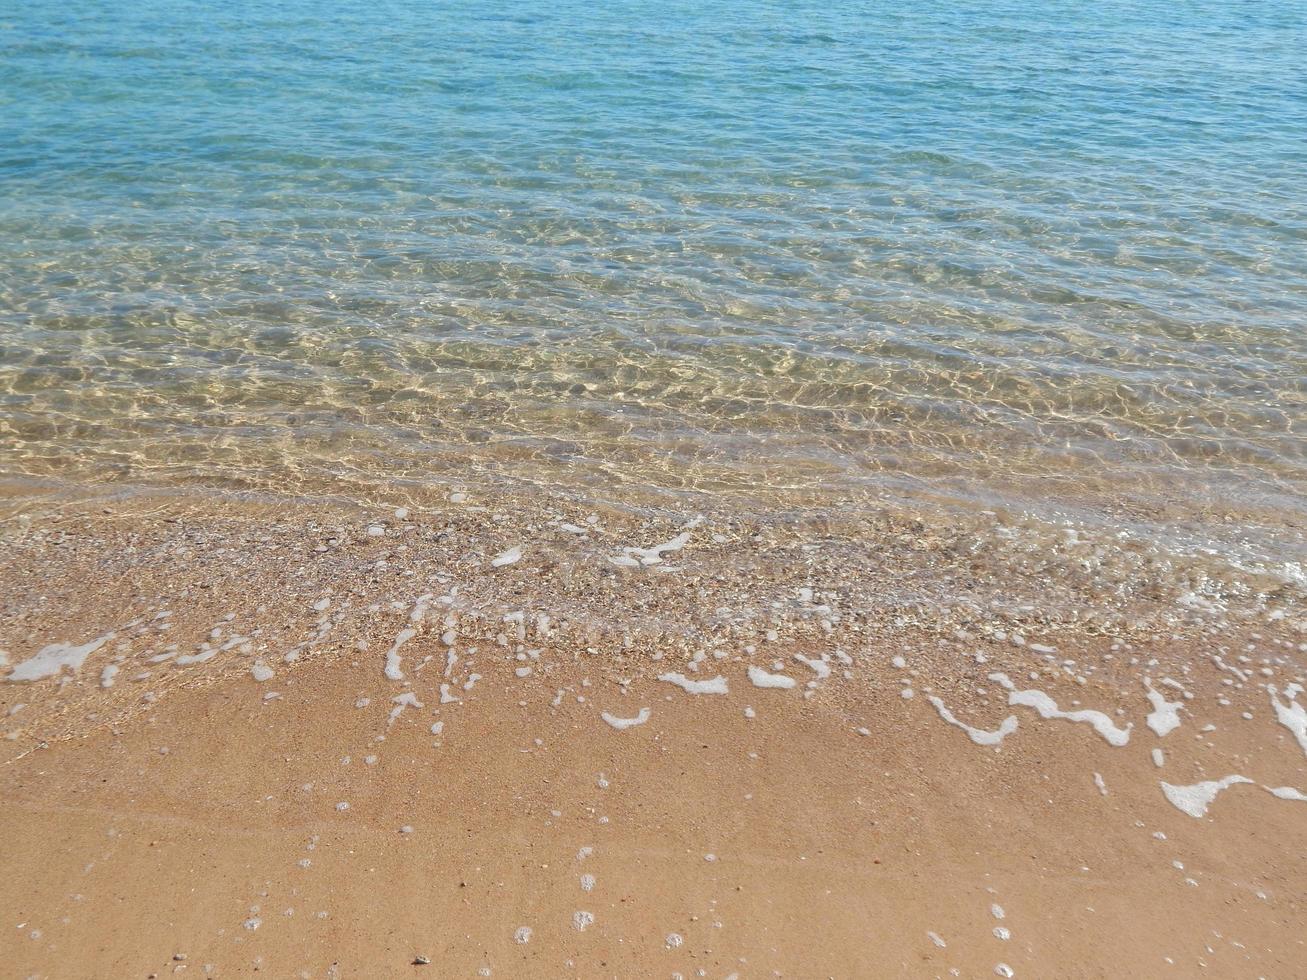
(2, 487), (1305, 978)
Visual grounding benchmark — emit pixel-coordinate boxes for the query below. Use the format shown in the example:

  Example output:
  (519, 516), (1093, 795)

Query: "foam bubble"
(927, 696), (1018, 747)
(1268, 685), (1307, 757)
(384, 628), (416, 681)
(988, 673), (1131, 746)
(747, 666), (796, 689)
(1161, 775), (1253, 818)
(601, 707), (651, 730)
(7, 632), (115, 682)
(658, 672), (728, 695)
(1143, 679), (1182, 737)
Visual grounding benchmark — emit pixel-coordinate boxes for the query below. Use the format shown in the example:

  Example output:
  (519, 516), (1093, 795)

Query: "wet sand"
(2, 486), (1305, 978)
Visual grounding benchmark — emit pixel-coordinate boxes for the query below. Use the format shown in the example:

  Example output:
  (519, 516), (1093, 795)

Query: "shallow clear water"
(2, 0), (1305, 557)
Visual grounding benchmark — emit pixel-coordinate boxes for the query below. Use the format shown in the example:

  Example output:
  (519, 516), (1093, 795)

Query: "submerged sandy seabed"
(1, 482), (1305, 978)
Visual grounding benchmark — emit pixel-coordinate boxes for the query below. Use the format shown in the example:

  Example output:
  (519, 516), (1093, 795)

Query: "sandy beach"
(5, 0), (1307, 974)
(2, 485), (1304, 978)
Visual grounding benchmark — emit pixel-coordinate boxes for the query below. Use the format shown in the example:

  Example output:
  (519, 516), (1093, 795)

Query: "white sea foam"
(988, 673), (1131, 746)
(1143, 679), (1182, 737)
(491, 545), (523, 568)
(7, 632), (115, 682)
(658, 672), (728, 695)
(927, 696), (1018, 747)
(793, 654), (831, 680)
(747, 666), (796, 689)
(384, 628), (416, 681)
(601, 708), (651, 730)
(1268, 684), (1307, 757)
(1161, 775), (1252, 818)
(388, 692), (424, 726)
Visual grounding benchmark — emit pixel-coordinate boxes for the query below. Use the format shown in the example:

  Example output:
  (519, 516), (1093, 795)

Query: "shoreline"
(1, 482), (1305, 976)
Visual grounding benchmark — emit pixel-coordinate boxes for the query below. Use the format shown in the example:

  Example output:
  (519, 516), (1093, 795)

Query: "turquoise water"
(1, 0), (1305, 545)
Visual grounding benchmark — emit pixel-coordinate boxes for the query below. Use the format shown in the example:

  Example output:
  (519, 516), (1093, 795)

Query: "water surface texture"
(2, 0), (1305, 549)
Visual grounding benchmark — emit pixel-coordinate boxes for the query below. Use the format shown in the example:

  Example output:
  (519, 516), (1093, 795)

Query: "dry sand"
(2, 486), (1305, 978)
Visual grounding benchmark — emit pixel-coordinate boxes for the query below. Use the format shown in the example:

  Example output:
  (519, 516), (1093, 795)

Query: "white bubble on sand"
(1161, 775), (1253, 818)
(251, 661), (274, 682)
(658, 672), (728, 695)
(747, 666), (796, 689)
(601, 710), (653, 731)
(389, 691), (424, 726)
(1143, 679), (1182, 737)
(7, 632), (115, 682)
(572, 910), (594, 932)
(580, 873), (595, 892)
(927, 696), (1018, 747)
(384, 628), (416, 681)
(988, 673), (1131, 746)
(513, 926), (532, 944)
(794, 654), (831, 680)
(666, 932), (684, 948)
(1268, 684), (1307, 757)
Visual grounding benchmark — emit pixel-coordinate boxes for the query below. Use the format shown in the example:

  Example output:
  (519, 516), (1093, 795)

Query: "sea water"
(1, 0), (1304, 581)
